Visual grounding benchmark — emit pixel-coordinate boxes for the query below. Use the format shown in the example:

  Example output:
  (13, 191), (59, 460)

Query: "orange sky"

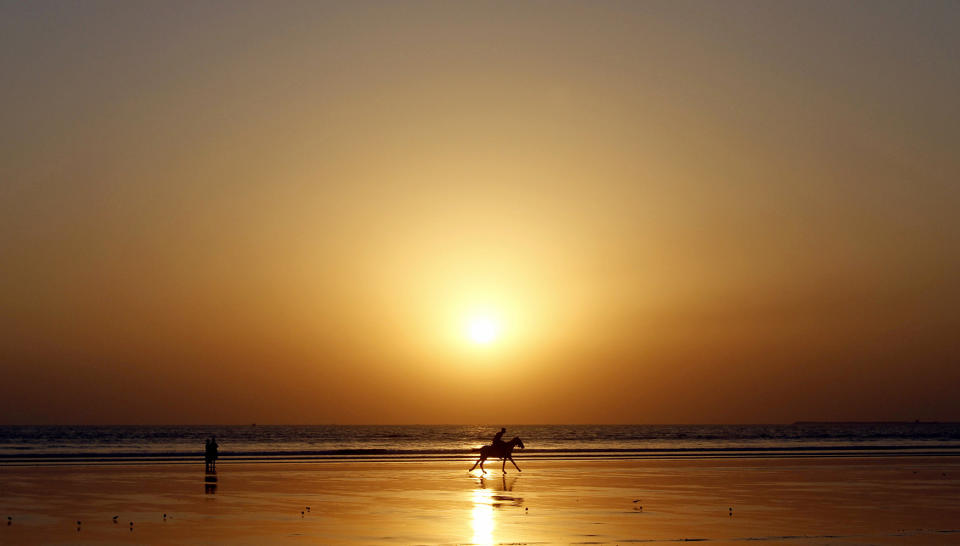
(1, 1), (958, 424)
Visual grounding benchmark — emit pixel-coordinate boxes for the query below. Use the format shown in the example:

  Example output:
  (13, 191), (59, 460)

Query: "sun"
(466, 316), (500, 345)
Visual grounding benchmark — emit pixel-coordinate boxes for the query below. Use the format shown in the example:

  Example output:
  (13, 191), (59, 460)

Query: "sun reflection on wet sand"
(3, 459), (955, 544)
(471, 487), (495, 545)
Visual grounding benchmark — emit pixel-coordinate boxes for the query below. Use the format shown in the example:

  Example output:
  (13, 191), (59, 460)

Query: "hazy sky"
(1, 0), (958, 424)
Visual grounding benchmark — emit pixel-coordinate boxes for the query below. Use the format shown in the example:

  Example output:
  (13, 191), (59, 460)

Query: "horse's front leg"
(502, 457), (507, 473)
(509, 456), (521, 472)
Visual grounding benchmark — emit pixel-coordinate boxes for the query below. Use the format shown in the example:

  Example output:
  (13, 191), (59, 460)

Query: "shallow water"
(1, 457), (959, 544)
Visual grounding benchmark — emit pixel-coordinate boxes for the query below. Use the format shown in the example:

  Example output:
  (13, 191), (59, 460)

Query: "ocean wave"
(3, 444), (960, 464)
(3, 424), (960, 464)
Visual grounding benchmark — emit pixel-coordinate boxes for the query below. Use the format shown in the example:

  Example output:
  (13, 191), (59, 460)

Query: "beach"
(2, 456), (958, 544)
(4, 0), (960, 540)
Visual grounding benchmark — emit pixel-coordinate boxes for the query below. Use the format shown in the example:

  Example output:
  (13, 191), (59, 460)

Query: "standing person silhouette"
(204, 436), (219, 471)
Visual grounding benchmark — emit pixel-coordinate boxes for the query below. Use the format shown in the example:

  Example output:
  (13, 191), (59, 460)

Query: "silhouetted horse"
(469, 436), (525, 474)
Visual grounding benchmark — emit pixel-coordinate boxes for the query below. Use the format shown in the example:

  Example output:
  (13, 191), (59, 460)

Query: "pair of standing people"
(205, 436), (219, 469)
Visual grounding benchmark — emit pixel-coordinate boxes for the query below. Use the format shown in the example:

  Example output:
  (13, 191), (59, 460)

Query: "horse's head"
(512, 437), (524, 450)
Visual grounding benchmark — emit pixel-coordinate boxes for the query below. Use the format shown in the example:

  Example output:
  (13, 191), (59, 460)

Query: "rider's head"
(500, 428), (506, 433)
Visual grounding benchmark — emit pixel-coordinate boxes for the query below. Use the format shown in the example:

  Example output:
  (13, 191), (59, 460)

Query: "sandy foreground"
(1, 456), (958, 544)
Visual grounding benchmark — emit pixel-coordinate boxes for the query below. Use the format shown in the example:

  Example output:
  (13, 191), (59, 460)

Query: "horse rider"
(492, 427), (507, 450)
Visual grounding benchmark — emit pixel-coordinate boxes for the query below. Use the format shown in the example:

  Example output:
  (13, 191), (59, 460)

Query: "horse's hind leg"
(470, 454), (487, 472)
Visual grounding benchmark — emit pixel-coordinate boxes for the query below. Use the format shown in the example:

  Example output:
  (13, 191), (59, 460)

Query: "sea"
(1, 423), (959, 464)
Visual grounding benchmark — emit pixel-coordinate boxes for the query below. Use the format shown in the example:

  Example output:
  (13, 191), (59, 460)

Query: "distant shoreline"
(792, 421), (958, 425)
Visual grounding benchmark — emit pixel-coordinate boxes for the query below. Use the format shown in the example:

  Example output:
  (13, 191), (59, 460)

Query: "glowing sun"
(466, 316), (500, 345)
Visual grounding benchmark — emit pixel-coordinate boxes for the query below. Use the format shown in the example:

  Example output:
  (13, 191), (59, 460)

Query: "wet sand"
(1, 456), (959, 544)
